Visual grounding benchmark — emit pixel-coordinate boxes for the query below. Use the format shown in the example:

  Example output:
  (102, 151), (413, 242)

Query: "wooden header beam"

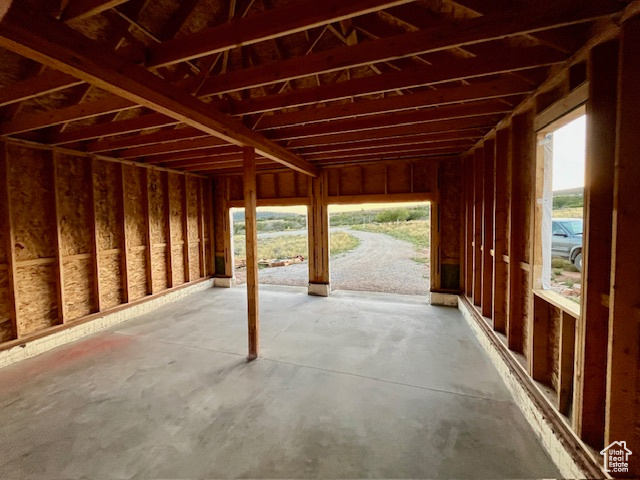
(0, 4), (318, 177)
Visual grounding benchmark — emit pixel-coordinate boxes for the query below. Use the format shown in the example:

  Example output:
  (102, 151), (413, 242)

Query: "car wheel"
(574, 252), (583, 272)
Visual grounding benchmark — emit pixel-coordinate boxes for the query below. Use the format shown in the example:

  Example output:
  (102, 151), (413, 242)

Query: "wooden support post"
(493, 128), (510, 332)
(243, 147), (259, 360)
(472, 147), (483, 306)
(507, 112), (534, 353)
(118, 163), (130, 303)
(0, 142), (18, 338)
(572, 40), (618, 449)
(308, 171), (330, 297)
(89, 158), (102, 312)
(481, 138), (495, 318)
(464, 156), (473, 297)
(558, 311), (576, 415)
(530, 295), (550, 382)
(207, 180), (215, 276)
(181, 174), (190, 283)
(605, 16), (640, 476)
(198, 179), (206, 278)
(142, 168), (154, 295)
(163, 171), (173, 288)
(51, 152), (66, 324)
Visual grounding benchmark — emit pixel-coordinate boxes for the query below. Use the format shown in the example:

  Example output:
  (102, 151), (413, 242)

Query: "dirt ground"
(235, 228), (429, 296)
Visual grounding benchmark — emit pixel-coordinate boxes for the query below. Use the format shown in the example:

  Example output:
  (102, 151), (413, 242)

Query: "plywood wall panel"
(169, 173), (184, 244)
(63, 258), (95, 321)
(186, 177), (199, 242)
(277, 172), (296, 198)
(56, 153), (93, 256)
(16, 264), (58, 335)
(128, 250), (147, 301)
(7, 145), (56, 262)
(362, 164), (386, 195)
(99, 253), (123, 309)
(147, 169), (167, 245)
(387, 162), (412, 194)
(151, 248), (168, 290)
(257, 173), (276, 198)
(94, 160), (122, 251)
(189, 244), (200, 280)
(172, 247), (185, 285)
(123, 165), (147, 248)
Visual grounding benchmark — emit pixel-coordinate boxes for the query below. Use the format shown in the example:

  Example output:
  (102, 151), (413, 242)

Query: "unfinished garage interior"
(0, 0), (639, 477)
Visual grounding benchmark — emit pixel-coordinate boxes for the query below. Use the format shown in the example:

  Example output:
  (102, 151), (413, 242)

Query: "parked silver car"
(552, 218), (583, 272)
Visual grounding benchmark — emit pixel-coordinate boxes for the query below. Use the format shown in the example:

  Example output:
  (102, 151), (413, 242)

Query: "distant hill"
(232, 210), (303, 222)
(553, 187), (583, 196)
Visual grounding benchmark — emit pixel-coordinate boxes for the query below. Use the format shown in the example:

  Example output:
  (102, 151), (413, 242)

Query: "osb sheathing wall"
(0, 140), (213, 347)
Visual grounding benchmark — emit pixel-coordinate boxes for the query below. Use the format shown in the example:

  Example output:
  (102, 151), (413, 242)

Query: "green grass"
(551, 257), (579, 272)
(235, 231), (359, 261)
(351, 220), (429, 248)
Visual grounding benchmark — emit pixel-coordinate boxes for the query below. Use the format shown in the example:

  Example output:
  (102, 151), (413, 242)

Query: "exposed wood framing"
(0, 142), (18, 338)
(481, 138), (495, 317)
(51, 152), (66, 324)
(492, 128), (510, 333)
(243, 147), (259, 360)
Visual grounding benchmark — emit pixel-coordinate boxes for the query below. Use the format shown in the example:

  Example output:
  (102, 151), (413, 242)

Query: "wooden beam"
(464, 156), (473, 298)
(507, 111), (534, 354)
(87, 127), (207, 153)
(257, 77), (534, 130)
(287, 116), (500, 149)
(197, 179), (206, 278)
(268, 99), (513, 141)
(62, 0), (131, 21)
(605, 16), (640, 476)
(181, 175), (190, 283)
(243, 147), (259, 360)
(481, 138), (495, 318)
(147, 0), (418, 67)
(144, 146), (242, 165)
(573, 40), (618, 449)
(558, 311), (576, 415)
(230, 47), (566, 115)
(472, 147), (482, 306)
(0, 5), (318, 177)
(0, 95), (135, 136)
(163, 172), (173, 288)
(89, 158), (102, 312)
(199, 2), (615, 96)
(530, 295), (551, 383)
(296, 130), (485, 155)
(119, 136), (228, 159)
(0, 70), (83, 108)
(51, 152), (66, 324)
(308, 171), (330, 296)
(492, 127), (510, 333)
(118, 163), (130, 303)
(142, 169), (153, 294)
(0, 142), (18, 339)
(49, 113), (177, 145)
(304, 141), (472, 162)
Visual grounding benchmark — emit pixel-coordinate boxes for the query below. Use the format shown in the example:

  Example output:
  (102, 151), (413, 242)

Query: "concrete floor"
(0, 286), (559, 478)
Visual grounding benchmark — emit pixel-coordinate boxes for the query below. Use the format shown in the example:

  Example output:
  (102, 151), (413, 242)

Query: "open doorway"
(328, 202), (431, 296)
(231, 205), (309, 287)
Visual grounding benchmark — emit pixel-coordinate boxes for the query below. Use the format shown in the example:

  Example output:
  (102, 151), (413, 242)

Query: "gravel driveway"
(237, 228), (429, 296)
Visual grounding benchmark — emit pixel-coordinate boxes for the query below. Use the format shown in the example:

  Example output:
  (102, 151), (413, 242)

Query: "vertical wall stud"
(51, 152), (66, 324)
(0, 142), (19, 338)
(243, 147), (259, 360)
(142, 168), (154, 295)
(181, 174), (190, 283)
(119, 163), (130, 303)
(89, 158), (102, 312)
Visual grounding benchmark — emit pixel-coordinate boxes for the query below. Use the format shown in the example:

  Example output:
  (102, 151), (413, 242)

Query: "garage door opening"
(231, 206), (309, 287)
(328, 202), (431, 296)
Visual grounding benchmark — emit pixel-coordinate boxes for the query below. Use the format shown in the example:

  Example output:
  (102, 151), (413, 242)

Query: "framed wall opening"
(327, 202), (431, 296)
(536, 106), (586, 308)
(230, 205), (309, 288)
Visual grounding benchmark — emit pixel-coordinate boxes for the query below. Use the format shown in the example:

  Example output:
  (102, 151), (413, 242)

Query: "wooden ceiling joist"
(87, 127), (208, 153)
(48, 113), (177, 145)
(286, 116), (500, 148)
(268, 99), (514, 141)
(255, 77), (534, 130)
(198, 2), (618, 96)
(146, 0), (419, 68)
(0, 4), (318, 176)
(144, 146), (243, 164)
(230, 47), (566, 115)
(303, 141), (475, 161)
(0, 70), (83, 108)
(118, 136), (228, 158)
(62, 0), (131, 22)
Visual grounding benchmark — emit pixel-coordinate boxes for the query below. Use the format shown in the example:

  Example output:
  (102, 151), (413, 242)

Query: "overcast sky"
(552, 115), (586, 191)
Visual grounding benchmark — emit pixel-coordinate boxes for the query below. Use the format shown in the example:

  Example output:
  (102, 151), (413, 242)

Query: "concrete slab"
(0, 286), (559, 478)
